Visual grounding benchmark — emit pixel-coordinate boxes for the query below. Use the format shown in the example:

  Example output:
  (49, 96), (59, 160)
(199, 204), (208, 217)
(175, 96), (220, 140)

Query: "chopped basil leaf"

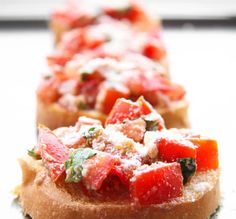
(144, 119), (159, 131)
(177, 158), (196, 185)
(77, 101), (88, 110)
(64, 148), (96, 183)
(82, 126), (103, 146)
(81, 72), (90, 81)
(27, 148), (41, 160)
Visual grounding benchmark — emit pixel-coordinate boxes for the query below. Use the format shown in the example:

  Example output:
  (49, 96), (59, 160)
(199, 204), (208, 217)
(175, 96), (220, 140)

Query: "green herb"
(177, 158), (196, 185)
(81, 72), (90, 81)
(64, 148), (96, 183)
(27, 148), (41, 160)
(82, 126), (103, 146)
(144, 119), (159, 131)
(77, 101), (88, 110)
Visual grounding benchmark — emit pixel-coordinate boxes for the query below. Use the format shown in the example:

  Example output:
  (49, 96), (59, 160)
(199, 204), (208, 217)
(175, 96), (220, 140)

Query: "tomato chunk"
(47, 52), (72, 67)
(158, 138), (197, 162)
(136, 96), (153, 115)
(38, 127), (69, 181)
(37, 77), (61, 103)
(103, 2), (142, 22)
(142, 39), (166, 60)
(130, 163), (183, 205)
(190, 139), (219, 171)
(82, 152), (116, 190)
(106, 98), (141, 125)
(96, 82), (130, 115)
(110, 165), (131, 188)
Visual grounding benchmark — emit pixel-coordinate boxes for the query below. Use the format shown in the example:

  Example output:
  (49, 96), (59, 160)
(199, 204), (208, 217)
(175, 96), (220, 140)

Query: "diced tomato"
(125, 72), (185, 101)
(158, 138), (197, 162)
(47, 52), (73, 67)
(37, 77), (61, 103)
(103, 2), (142, 22)
(110, 165), (131, 188)
(77, 80), (101, 108)
(142, 39), (166, 60)
(82, 152), (117, 190)
(124, 72), (169, 95)
(38, 127), (69, 181)
(136, 96), (154, 115)
(106, 98), (141, 125)
(190, 139), (219, 171)
(52, 3), (97, 28)
(96, 83), (130, 115)
(130, 163), (183, 205)
(59, 29), (86, 54)
(81, 70), (105, 82)
(162, 83), (186, 101)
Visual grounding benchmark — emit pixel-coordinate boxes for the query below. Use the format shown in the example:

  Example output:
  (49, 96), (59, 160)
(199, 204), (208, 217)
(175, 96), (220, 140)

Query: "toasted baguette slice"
(50, 4), (161, 45)
(19, 157), (220, 219)
(36, 98), (189, 130)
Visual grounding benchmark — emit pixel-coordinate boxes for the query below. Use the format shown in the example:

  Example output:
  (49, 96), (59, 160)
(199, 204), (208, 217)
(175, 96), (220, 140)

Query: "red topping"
(96, 82), (130, 115)
(38, 127), (69, 181)
(130, 163), (183, 205)
(159, 138), (197, 162)
(106, 98), (141, 125)
(82, 152), (117, 190)
(190, 138), (219, 171)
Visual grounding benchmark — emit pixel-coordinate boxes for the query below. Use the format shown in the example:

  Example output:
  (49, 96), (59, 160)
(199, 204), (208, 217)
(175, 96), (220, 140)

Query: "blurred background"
(0, 0), (236, 218)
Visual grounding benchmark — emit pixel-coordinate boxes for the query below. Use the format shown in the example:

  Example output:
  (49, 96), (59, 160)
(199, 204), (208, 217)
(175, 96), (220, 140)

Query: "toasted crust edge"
(19, 157), (220, 219)
(36, 99), (189, 130)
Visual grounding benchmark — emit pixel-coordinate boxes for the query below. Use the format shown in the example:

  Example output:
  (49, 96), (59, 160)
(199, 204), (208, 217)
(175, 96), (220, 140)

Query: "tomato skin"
(105, 98), (141, 125)
(38, 127), (69, 181)
(190, 139), (219, 171)
(82, 153), (117, 190)
(130, 163), (183, 205)
(158, 138), (197, 162)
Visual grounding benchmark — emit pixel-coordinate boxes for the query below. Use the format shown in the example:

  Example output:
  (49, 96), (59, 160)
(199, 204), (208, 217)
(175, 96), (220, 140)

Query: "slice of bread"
(36, 98), (189, 130)
(19, 156), (220, 219)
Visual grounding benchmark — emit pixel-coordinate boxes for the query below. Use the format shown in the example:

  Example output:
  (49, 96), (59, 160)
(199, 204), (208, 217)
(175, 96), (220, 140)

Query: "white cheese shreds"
(143, 131), (159, 159)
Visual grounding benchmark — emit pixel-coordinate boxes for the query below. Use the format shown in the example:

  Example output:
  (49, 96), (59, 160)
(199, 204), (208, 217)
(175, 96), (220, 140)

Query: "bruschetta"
(19, 98), (219, 219)
(48, 17), (167, 71)
(50, 0), (161, 43)
(37, 54), (188, 130)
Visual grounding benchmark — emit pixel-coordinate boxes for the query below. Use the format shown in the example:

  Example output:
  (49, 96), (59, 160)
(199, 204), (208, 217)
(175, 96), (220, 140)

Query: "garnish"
(144, 119), (159, 131)
(81, 72), (90, 81)
(77, 101), (88, 110)
(64, 148), (96, 183)
(82, 126), (103, 146)
(177, 158), (196, 184)
(27, 148), (41, 160)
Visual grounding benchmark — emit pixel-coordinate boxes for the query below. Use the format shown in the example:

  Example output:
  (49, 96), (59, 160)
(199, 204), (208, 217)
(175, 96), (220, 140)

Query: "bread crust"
(19, 157), (220, 219)
(36, 98), (189, 130)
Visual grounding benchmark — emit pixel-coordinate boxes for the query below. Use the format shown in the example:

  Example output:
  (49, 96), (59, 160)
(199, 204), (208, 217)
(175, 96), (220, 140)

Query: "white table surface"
(0, 27), (236, 218)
